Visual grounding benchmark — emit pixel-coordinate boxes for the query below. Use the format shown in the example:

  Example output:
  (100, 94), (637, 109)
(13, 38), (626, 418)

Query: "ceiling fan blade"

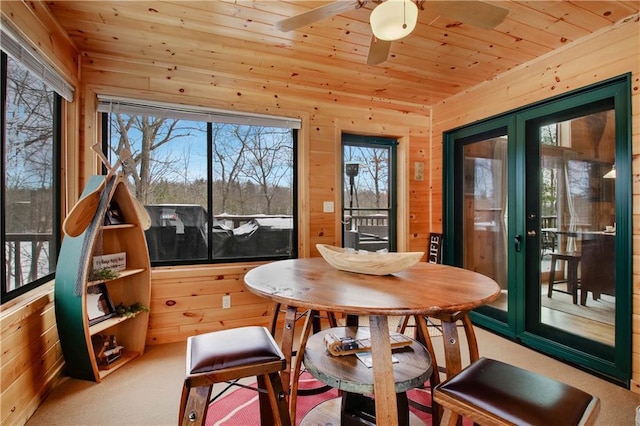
(429, 1), (509, 30)
(367, 36), (391, 66)
(276, 0), (362, 32)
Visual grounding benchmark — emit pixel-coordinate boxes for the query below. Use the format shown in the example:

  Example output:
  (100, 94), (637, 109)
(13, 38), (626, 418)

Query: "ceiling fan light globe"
(370, 0), (418, 41)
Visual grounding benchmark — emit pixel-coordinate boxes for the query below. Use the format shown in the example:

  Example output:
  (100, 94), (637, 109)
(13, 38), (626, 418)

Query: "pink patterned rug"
(205, 372), (434, 425)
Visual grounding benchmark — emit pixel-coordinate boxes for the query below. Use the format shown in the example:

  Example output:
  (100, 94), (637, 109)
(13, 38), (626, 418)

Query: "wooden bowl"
(316, 244), (424, 275)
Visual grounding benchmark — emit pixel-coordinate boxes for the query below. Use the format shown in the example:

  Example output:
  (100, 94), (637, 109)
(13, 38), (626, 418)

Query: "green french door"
(443, 76), (632, 387)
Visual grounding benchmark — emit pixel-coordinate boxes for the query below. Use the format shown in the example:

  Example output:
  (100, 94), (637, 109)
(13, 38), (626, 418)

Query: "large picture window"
(2, 52), (61, 302)
(101, 98), (298, 265)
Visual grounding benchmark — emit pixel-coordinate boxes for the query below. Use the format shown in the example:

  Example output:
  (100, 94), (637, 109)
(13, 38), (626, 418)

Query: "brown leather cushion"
(435, 357), (595, 425)
(188, 326), (284, 374)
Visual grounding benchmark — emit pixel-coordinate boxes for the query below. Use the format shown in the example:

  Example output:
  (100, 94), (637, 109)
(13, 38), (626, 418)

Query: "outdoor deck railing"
(5, 213), (389, 290)
(5, 233), (55, 291)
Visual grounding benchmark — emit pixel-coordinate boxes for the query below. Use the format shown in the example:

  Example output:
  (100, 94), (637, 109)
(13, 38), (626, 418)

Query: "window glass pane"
(342, 139), (393, 251)
(3, 55), (57, 294)
(211, 124), (295, 260)
(462, 136), (508, 309)
(539, 110), (616, 346)
(108, 115), (208, 262)
(105, 114), (296, 263)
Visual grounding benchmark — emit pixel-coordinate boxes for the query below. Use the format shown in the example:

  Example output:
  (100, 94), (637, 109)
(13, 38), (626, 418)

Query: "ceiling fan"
(275, 1), (509, 66)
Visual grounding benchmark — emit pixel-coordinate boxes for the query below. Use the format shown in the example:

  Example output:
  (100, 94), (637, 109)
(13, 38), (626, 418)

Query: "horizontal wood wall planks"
(147, 264), (273, 344)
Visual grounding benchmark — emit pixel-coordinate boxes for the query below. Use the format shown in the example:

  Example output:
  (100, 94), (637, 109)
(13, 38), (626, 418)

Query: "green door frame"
(442, 74), (632, 387)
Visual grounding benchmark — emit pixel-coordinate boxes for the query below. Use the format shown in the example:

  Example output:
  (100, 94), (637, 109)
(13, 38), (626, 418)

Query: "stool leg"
(415, 315), (442, 425)
(289, 310), (314, 424)
(440, 408), (461, 426)
(257, 375), (275, 426)
(178, 382), (189, 422)
(180, 382), (213, 426)
(461, 314), (479, 362)
(568, 260), (578, 304)
(259, 373), (292, 426)
(396, 315), (411, 335)
(548, 256), (557, 297)
(327, 311), (338, 328)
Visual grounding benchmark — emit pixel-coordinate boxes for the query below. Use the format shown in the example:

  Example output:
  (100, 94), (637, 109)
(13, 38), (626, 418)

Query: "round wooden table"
(244, 257), (501, 426)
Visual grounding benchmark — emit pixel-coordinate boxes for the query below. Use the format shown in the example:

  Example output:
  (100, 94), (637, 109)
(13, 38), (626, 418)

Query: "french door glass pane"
(538, 110), (615, 346)
(462, 136), (508, 312)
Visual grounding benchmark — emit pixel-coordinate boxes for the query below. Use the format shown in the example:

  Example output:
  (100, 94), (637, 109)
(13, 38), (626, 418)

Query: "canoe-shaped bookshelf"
(55, 174), (151, 382)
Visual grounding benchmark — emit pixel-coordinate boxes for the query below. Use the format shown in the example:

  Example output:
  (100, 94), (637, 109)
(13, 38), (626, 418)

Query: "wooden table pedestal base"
(301, 398), (425, 426)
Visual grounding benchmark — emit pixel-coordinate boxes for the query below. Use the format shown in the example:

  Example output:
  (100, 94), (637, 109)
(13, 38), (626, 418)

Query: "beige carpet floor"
(26, 326), (640, 426)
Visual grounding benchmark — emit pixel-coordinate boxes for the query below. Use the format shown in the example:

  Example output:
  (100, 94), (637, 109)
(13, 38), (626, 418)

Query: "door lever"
(514, 235), (522, 252)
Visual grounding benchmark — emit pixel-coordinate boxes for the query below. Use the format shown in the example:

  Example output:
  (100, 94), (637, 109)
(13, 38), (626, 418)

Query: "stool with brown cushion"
(433, 357), (600, 426)
(179, 326), (291, 426)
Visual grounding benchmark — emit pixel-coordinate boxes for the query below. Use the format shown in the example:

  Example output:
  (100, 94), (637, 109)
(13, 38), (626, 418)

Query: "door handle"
(514, 235), (522, 252)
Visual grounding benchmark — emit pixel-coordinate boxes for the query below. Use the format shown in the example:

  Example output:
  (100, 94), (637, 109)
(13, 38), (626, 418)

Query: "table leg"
(440, 319), (462, 379)
(280, 305), (298, 397)
(369, 315), (399, 426)
(437, 311), (479, 379)
(461, 313), (479, 362)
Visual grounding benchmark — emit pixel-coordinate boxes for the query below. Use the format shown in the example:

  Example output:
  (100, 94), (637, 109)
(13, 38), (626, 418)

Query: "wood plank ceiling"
(46, 1), (640, 108)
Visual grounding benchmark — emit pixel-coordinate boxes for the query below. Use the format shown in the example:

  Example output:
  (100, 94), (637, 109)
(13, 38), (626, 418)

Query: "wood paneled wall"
(431, 14), (640, 392)
(1, 3), (638, 426)
(0, 284), (63, 426)
(147, 263), (270, 344)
